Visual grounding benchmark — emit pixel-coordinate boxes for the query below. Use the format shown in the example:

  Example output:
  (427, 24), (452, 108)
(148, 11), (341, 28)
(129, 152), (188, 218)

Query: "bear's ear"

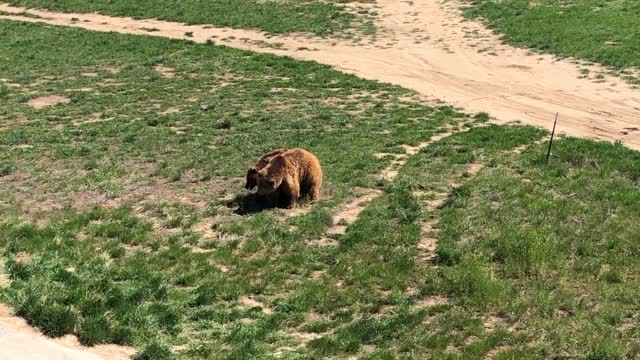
(270, 155), (288, 168)
(245, 167), (258, 189)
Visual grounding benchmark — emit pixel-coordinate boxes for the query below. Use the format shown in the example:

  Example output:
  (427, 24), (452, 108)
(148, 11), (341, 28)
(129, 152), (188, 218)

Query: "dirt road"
(2, 1), (639, 149)
(0, 304), (133, 359)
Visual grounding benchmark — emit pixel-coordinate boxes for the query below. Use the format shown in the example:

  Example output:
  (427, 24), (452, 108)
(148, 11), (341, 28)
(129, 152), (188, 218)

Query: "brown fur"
(245, 148), (288, 190)
(256, 148), (323, 208)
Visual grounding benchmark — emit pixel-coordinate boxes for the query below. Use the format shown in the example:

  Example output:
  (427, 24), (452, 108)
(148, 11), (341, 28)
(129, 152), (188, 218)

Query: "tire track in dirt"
(412, 137), (551, 357)
(414, 134), (549, 268)
(1, 1), (640, 149)
(326, 125), (457, 236)
(415, 160), (484, 267)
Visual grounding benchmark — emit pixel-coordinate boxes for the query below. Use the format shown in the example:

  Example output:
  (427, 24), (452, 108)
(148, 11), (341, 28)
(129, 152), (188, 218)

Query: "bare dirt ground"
(26, 95), (71, 109)
(0, 304), (134, 360)
(2, 0), (640, 149)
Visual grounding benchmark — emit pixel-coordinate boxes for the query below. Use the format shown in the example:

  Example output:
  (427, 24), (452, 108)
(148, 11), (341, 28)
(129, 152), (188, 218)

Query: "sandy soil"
(327, 188), (382, 235)
(27, 95), (71, 109)
(0, 304), (135, 359)
(1, 1), (639, 149)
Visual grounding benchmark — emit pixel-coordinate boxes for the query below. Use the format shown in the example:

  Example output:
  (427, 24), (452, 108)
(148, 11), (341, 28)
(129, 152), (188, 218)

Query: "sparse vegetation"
(466, 0), (640, 80)
(6, 0), (373, 36)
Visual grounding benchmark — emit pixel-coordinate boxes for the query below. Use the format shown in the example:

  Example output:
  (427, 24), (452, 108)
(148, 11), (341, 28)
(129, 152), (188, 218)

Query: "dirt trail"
(0, 304), (134, 360)
(2, 1), (640, 149)
(327, 125), (459, 236)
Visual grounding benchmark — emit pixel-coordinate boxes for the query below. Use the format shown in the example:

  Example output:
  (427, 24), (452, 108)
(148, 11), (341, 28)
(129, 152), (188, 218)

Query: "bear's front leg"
(279, 178), (300, 209)
(281, 194), (296, 209)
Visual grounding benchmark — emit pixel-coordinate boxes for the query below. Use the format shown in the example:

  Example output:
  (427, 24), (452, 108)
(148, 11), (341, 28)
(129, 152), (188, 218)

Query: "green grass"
(1, 18), (640, 360)
(0, 19), (466, 358)
(398, 128), (640, 359)
(5, 0), (374, 36)
(0, 19), (458, 218)
(465, 0), (640, 78)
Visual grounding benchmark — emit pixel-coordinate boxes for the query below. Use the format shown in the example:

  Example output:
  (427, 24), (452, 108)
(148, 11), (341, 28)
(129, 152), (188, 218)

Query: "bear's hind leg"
(309, 181), (321, 202)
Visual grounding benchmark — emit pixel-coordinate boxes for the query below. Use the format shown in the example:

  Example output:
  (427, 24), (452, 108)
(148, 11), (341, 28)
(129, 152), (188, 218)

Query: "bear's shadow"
(227, 192), (313, 215)
(227, 193), (280, 215)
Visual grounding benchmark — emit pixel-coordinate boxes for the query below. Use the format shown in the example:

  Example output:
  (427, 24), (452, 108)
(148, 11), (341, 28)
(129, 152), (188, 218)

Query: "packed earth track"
(1, 0), (640, 149)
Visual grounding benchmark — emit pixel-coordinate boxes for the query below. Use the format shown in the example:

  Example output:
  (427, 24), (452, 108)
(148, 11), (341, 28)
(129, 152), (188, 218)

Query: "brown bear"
(245, 148), (288, 190)
(255, 148), (323, 208)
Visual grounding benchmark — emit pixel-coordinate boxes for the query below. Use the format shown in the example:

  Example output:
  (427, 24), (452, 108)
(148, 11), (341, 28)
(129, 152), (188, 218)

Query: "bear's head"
(245, 167), (259, 190)
(256, 155), (287, 195)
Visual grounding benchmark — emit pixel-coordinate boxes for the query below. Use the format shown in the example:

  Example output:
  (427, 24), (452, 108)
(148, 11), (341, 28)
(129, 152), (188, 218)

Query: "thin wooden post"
(546, 113), (559, 164)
